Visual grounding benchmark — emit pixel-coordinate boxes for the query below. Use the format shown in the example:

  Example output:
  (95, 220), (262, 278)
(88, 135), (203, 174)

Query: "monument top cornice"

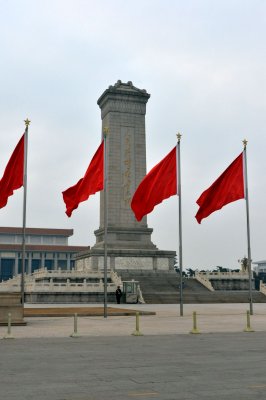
(97, 80), (150, 108)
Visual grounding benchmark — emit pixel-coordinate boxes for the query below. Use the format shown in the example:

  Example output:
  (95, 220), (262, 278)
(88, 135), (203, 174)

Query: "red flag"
(62, 141), (104, 217)
(195, 152), (245, 224)
(131, 146), (177, 221)
(0, 134), (24, 209)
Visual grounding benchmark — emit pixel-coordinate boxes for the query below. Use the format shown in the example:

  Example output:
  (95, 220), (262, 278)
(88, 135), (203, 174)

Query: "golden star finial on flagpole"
(243, 139), (248, 148)
(24, 118), (31, 127)
(103, 126), (109, 138)
(176, 132), (182, 143)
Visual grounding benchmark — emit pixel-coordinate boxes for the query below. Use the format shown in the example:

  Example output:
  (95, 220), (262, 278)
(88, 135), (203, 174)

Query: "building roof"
(0, 227), (74, 237)
(0, 244), (89, 252)
(253, 260), (266, 265)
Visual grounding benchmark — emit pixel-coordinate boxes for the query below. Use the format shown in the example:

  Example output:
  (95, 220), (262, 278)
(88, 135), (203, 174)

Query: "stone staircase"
(118, 270), (266, 304)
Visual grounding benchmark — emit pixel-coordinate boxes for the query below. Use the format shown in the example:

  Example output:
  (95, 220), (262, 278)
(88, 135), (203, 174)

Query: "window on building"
(59, 253), (67, 259)
(15, 235), (29, 244)
(55, 236), (67, 245)
(58, 260), (67, 270)
(43, 236), (54, 244)
(18, 259), (28, 275)
(0, 259), (15, 281)
(32, 253), (41, 259)
(44, 259), (54, 270)
(32, 259), (41, 272)
(0, 235), (15, 244)
(29, 235), (42, 244)
(45, 253), (54, 259)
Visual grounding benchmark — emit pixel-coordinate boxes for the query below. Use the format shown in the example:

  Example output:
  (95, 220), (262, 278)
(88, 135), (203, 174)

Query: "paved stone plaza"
(1, 303), (266, 338)
(1, 330), (266, 399)
(1, 304), (266, 399)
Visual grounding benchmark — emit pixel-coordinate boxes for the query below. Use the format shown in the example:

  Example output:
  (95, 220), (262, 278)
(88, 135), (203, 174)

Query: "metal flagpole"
(21, 118), (30, 309)
(177, 133), (183, 316)
(103, 127), (109, 318)
(243, 139), (253, 315)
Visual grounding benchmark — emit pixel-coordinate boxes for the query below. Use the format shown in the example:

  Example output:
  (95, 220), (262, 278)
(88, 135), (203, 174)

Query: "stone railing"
(194, 272), (214, 291)
(260, 280), (266, 296)
(1, 275), (25, 284)
(0, 281), (21, 291)
(110, 270), (122, 287)
(0, 268), (106, 287)
(0, 268), (135, 295)
(0, 278), (116, 293)
(32, 268), (103, 280)
(196, 271), (249, 280)
(137, 284), (145, 304)
(0, 268), (117, 293)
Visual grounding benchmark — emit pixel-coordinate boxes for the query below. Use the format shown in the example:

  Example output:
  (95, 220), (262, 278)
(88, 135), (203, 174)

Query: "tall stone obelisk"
(94, 80), (155, 250)
(76, 81), (175, 271)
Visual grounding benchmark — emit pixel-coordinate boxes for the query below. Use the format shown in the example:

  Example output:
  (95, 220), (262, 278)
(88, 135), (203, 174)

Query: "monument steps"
(119, 270), (208, 303)
(118, 270), (266, 304)
(143, 291), (266, 304)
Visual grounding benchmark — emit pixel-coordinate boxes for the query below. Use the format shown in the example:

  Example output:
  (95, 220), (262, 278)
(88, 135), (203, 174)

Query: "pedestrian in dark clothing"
(115, 286), (122, 304)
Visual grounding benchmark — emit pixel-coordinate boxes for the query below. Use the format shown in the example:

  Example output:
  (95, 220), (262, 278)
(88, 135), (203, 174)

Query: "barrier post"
(70, 313), (80, 338)
(190, 311), (200, 334)
(244, 310), (254, 332)
(3, 313), (15, 339)
(132, 312), (143, 336)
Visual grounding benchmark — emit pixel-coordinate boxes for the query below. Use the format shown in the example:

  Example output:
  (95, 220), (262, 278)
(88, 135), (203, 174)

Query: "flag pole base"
(70, 332), (81, 338)
(3, 333), (15, 339)
(243, 327), (254, 333)
(190, 328), (200, 334)
(131, 330), (143, 336)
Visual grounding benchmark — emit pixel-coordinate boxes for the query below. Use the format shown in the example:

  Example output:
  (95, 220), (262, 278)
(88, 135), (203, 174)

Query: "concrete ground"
(1, 304), (266, 399)
(1, 303), (266, 338)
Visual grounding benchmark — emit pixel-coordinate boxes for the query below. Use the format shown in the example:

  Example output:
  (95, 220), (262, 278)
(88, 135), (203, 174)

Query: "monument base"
(93, 227), (158, 250)
(75, 248), (176, 272)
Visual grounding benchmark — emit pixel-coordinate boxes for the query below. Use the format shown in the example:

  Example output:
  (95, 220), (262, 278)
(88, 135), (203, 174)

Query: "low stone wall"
(210, 279), (254, 290)
(0, 292), (24, 324)
(260, 280), (266, 296)
(25, 292), (116, 303)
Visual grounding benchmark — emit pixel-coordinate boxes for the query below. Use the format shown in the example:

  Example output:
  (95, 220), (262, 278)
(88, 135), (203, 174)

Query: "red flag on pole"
(131, 146), (177, 221)
(62, 141), (104, 217)
(0, 134), (24, 209)
(195, 152), (245, 224)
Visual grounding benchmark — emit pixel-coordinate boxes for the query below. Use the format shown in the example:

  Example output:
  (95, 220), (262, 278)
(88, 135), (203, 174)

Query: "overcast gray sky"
(0, 0), (265, 270)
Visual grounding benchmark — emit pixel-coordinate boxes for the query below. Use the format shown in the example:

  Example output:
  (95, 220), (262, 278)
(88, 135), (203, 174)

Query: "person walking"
(115, 285), (122, 304)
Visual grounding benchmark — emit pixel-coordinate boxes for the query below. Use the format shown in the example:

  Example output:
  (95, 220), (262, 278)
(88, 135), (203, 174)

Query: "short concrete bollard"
(70, 313), (80, 338)
(190, 311), (200, 334)
(132, 311), (143, 336)
(3, 313), (15, 339)
(244, 310), (254, 332)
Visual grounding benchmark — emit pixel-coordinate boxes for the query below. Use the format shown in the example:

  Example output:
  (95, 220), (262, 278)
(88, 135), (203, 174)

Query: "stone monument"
(76, 80), (176, 272)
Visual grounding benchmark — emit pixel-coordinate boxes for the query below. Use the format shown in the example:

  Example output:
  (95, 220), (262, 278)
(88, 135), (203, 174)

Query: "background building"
(0, 227), (89, 281)
(253, 260), (266, 288)
(253, 260), (266, 274)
